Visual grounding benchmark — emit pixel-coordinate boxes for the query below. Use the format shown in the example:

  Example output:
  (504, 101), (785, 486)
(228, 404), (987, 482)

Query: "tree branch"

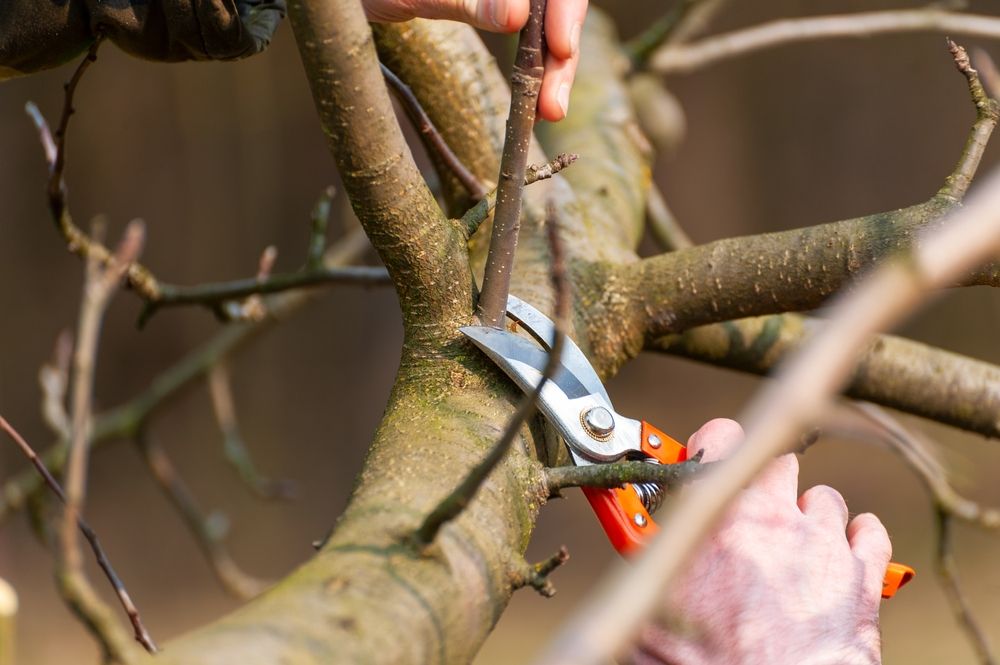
(652, 9), (1000, 75)
(0, 416), (149, 661)
(380, 61), (488, 201)
(544, 454), (707, 494)
(476, 0), (547, 328)
(652, 316), (1000, 438)
(288, 0), (472, 336)
(136, 431), (270, 600)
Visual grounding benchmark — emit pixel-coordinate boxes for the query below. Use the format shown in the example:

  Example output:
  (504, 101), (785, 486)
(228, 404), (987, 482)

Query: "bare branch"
(653, 316), (1000, 439)
(0, 416), (151, 659)
(38, 330), (73, 440)
(140, 265), (390, 326)
(460, 153), (577, 238)
(652, 9), (1000, 75)
(288, 0), (471, 334)
(208, 364), (296, 500)
(544, 454), (707, 495)
(136, 432), (270, 600)
(512, 546), (570, 598)
(307, 186), (335, 270)
(476, 0), (547, 327)
(646, 186), (693, 252)
(936, 512), (997, 665)
(414, 207), (568, 547)
(625, 0), (730, 65)
(381, 61), (489, 200)
(533, 132), (1000, 665)
(0, 229), (372, 526)
(57, 220), (157, 655)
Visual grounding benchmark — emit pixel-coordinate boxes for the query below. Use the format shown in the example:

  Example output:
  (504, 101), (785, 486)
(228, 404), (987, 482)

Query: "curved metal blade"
(504, 294), (610, 404)
(460, 325), (642, 463)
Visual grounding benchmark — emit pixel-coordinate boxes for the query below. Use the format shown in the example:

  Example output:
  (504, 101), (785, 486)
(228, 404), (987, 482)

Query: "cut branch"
(652, 9), (1000, 75)
(476, 0), (547, 327)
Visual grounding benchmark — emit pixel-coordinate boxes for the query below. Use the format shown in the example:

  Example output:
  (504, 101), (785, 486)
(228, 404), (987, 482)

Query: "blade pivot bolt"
(581, 406), (615, 440)
(647, 433), (662, 449)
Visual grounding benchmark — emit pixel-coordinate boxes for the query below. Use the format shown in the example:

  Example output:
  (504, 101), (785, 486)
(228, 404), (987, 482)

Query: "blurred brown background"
(3, 1), (1000, 662)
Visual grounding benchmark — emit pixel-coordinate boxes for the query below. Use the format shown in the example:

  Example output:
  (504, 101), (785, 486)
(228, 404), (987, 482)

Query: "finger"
(537, 50), (578, 121)
(685, 418), (743, 463)
(544, 0), (588, 60)
(847, 512), (893, 600)
(363, 0), (530, 33)
(797, 484), (849, 531)
(747, 452), (799, 504)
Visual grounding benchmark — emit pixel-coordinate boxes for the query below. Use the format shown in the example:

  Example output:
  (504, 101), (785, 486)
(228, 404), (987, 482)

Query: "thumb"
(363, 0), (529, 33)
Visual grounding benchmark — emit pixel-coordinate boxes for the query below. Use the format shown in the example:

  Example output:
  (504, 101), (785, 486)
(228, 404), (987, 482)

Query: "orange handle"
(582, 421), (915, 599)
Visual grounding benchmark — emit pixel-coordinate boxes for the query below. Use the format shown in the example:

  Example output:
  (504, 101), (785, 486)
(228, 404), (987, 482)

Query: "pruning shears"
(461, 294), (915, 599)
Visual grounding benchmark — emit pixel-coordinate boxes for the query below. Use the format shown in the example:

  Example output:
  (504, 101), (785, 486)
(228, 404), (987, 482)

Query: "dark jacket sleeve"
(0, 0), (285, 78)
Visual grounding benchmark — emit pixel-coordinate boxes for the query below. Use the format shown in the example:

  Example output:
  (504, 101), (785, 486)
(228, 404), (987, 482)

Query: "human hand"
(363, 0), (587, 121)
(627, 419), (892, 665)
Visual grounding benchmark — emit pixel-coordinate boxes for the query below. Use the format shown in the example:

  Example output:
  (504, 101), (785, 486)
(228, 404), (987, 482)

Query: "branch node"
(513, 546), (570, 598)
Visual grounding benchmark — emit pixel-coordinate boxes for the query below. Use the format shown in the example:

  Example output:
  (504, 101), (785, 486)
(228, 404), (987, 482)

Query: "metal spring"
(633, 458), (665, 514)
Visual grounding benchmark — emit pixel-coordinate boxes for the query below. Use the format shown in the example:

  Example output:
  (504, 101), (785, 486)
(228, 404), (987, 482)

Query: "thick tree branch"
(477, 0), (547, 327)
(653, 316), (1000, 438)
(288, 0), (473, 336)
(652, 9), (1000, 75)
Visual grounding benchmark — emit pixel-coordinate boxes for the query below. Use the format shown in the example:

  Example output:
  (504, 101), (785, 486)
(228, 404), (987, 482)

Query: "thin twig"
(652, 9), (1000, 75)
(625, 0), (729, 66)
(940, 39), (1000, 200)
(38, 330), (73, 440)
(0, 416), (152, 658)
(513, 546), (570, 598)
(532, 49), (1000, 665)
(460, 154), (577, 238)
(136, 432), (270, 599)
(414, 206), (569, 547)
(544, 455), (707, 495)
(58, 221), (157, 654)
(208, 364), (296, 500)
(381, 62), (489, 200)
(476, 0), (547, 327)
(936, 511), (997, 665)
(308, 186), (336, 270)
(646, 186), (693, 252)
(25, 39), (162, 302)
(139, 265), (390, 326)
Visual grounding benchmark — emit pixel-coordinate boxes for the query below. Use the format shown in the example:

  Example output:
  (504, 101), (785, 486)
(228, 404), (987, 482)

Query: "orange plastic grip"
(581, 421), (915, 599)
(882, 562), (915, 599)
(581, 422), (686, 556)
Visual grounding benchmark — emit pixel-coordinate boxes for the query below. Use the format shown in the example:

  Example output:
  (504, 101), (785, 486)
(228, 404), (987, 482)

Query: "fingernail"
(490, 0), (508, 29)
(569, 22), (581, 56)
(557, 82), (570, 117)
